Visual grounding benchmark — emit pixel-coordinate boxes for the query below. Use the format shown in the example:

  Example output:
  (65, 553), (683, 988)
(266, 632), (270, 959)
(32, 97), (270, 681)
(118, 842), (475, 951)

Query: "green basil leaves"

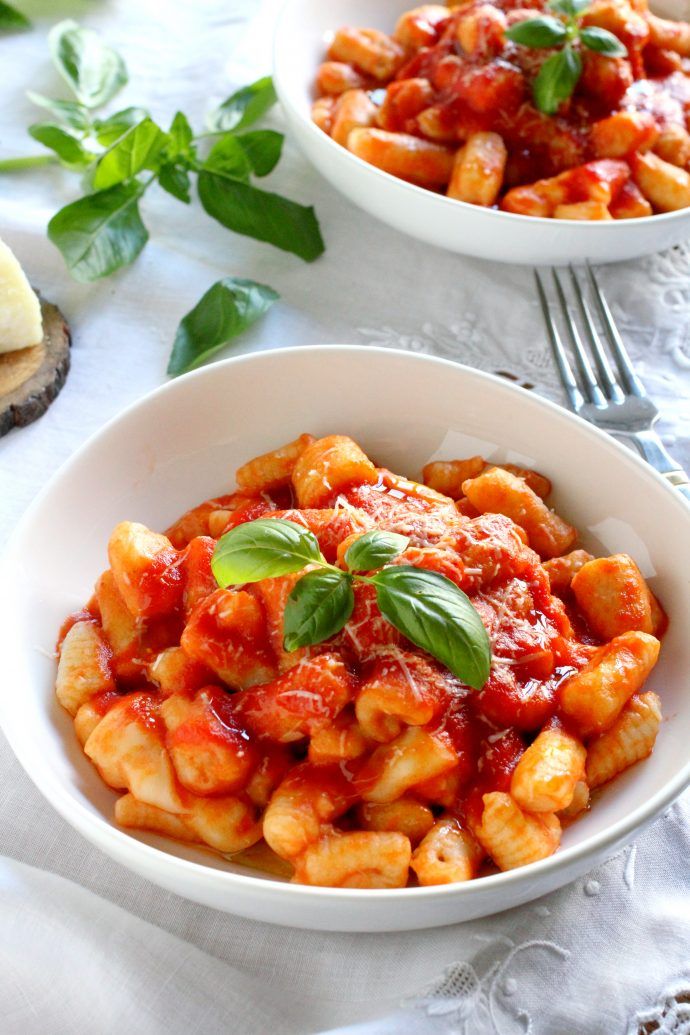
(211, 519), (492, 689)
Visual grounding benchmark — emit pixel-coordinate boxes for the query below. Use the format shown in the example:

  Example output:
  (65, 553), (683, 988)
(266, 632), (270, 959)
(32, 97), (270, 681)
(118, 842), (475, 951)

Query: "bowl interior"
(2, 346), (690, 892)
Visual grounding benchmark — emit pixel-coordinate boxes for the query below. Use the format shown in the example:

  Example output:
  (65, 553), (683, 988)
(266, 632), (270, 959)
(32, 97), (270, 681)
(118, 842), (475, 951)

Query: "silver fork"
(535, 264), (690, 505)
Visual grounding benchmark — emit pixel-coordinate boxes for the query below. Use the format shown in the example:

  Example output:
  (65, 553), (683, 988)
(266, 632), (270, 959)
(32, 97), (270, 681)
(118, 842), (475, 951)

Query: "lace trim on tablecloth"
(629, 978), (690, 1034)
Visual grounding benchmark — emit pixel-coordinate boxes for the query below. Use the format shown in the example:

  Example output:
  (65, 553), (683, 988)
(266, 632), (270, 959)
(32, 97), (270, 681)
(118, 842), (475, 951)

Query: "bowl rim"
(272, 0), (690, 230)
(3, 343), (690, 904)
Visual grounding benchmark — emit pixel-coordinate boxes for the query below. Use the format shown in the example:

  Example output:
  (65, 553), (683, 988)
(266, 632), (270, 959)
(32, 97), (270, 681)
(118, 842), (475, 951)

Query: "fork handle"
(620, 429), (690, 502)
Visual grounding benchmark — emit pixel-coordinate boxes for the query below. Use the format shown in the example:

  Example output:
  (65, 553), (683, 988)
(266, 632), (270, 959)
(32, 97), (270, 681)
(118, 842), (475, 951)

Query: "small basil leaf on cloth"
(370, 566), (491, 690)
(93, 117), (167, 189)
(49, 20), (127, 109)
(198, 170), (325, 261)
(212, 518), (323, 586)
(504, 16), (568, 48)
(202, 135), (253, 182)
(167, 277), (278, 376)
(93, 107), (150, 147)
(236, 130), (284, 177)
(533, 44), (582, 114)
(579, 26), (627, 55)
(344, 530), (410, 572)
(207, 76), (278, 133)
(158, 164), (191, 204)
(47, 181), (148, 281)
(28, 123), (93, 167)
(26, 93), (90, 132)
(0, 1), (30, 31)
(284, 570), (355, 650)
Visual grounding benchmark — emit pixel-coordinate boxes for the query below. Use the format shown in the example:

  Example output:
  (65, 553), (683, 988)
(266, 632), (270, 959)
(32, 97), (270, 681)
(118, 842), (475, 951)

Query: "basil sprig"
(0, 21), (325, 374)
(212, 519), (491, 690)
(0, 1), (29, 31)
(505, 0), (626, 115)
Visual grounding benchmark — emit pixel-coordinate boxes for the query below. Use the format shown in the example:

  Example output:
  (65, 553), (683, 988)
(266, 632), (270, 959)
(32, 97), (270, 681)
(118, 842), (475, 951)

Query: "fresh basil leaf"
(28, 122), (94, 167)
(533, 44), (582, 114)
(93, 107), (149, 147)
(0, 1), (29, 30)
(549, 0), (589, 15)
(198, 170), (325, 262)
(167, 276), (278, 375)
(47, 181), (148, 282)
(158, 163), (191, 204)
(212, 518), (323, 586)
(236, 130), (284, 177)
(93, 117), (167, 189)
(579, 25), (627, 55)
(27, 92), (89, 132)
(505, 16), (568, 48)
(344, 530), (409, 572)
(203, 134), (252, 181)
(167, 110), (194, 158)
(207, 76), (277, 133)
(371, 566), (491, 690)
(284, 569), (354, 650)
(49, 20), (127, 109)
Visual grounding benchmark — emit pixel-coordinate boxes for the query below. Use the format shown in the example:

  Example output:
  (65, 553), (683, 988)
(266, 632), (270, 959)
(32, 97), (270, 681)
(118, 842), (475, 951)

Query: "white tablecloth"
(1, 2), (690, 1033)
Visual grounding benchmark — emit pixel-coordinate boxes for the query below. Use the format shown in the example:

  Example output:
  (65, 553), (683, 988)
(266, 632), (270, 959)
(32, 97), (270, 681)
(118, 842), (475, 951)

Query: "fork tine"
(534, 270), (585, 412)
(551, 269), (606, 407)
(568, 266), (625, 403)
(586, 263), (647, 398)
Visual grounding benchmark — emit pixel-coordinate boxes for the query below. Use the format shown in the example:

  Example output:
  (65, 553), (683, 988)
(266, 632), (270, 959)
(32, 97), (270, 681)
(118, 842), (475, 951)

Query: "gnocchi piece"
(328, 26), (406, 80)
(164, 493), (242, 548)
(56, 621), (114, 716)
(356, 725), (458, 803)
(608, 179), (653, 219)
(115, 791), (262, 854)
(357, 798), (435, 844)
(292, 830), (411, 888)
(502, 160), (629, 217)
(84, 693), (184, 814)
(234, 653), (354, 742)
(553, 201), (613, 220)
(571, 553), (658, 640)
(311, 96), (336, 134)
(447, 132), (507, 206)
(308, 709), (370, 765)
(646, 13), (690, 55)
(416, 105), (459, 143)
(376, 78), (436, 132)
(180, 535), (216, 617)
(631, 151), (690, 211)
(147, 646), (212, 696)
(161, 686), (256, 796)
(543, 550), (595, 593)
(471, 792), (561, 870)
(558, 779), (590, 820)
(410, 817), (484, 884)
(331, 89), (378, 148)
(510, 723), (586, 812)
(74, 691), (119, 746)
(316, 61), (370, 96)
(394, 5), (449, 49)
(346, 128), (456, 186)
(181, 588), (277, 689)
(455, 3), (507, 57)
(559, 630), (660, 737)
(95, 569), (141, 681)
(263, 763), (358, 859)
(355, 649), (451, 742)
(653, 124), (690, 168)
(235, 433), (315, 493)
(590, 111), (658, 159)
(292, 434), (378, 508)
(586, 691), (662, 788)
(462, 466), (577, 558)
(108, 521), (182, 619)
(422, 457), (485, 497)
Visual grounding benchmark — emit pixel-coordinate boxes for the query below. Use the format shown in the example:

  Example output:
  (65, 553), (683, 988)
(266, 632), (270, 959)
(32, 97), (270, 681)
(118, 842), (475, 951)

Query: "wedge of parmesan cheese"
(0, 237), (43, 353)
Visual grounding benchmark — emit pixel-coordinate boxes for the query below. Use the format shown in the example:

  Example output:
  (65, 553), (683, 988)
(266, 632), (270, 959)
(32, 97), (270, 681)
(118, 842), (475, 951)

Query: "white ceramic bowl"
(2, 346), (690, 932)
(273, 0), (690, 265)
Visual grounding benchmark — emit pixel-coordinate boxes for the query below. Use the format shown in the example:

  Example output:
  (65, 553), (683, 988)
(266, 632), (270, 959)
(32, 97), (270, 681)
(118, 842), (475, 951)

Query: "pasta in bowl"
(2, 346), (690, 929)
(55, 433), (666, 889)
(274, 0), (690, 262)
